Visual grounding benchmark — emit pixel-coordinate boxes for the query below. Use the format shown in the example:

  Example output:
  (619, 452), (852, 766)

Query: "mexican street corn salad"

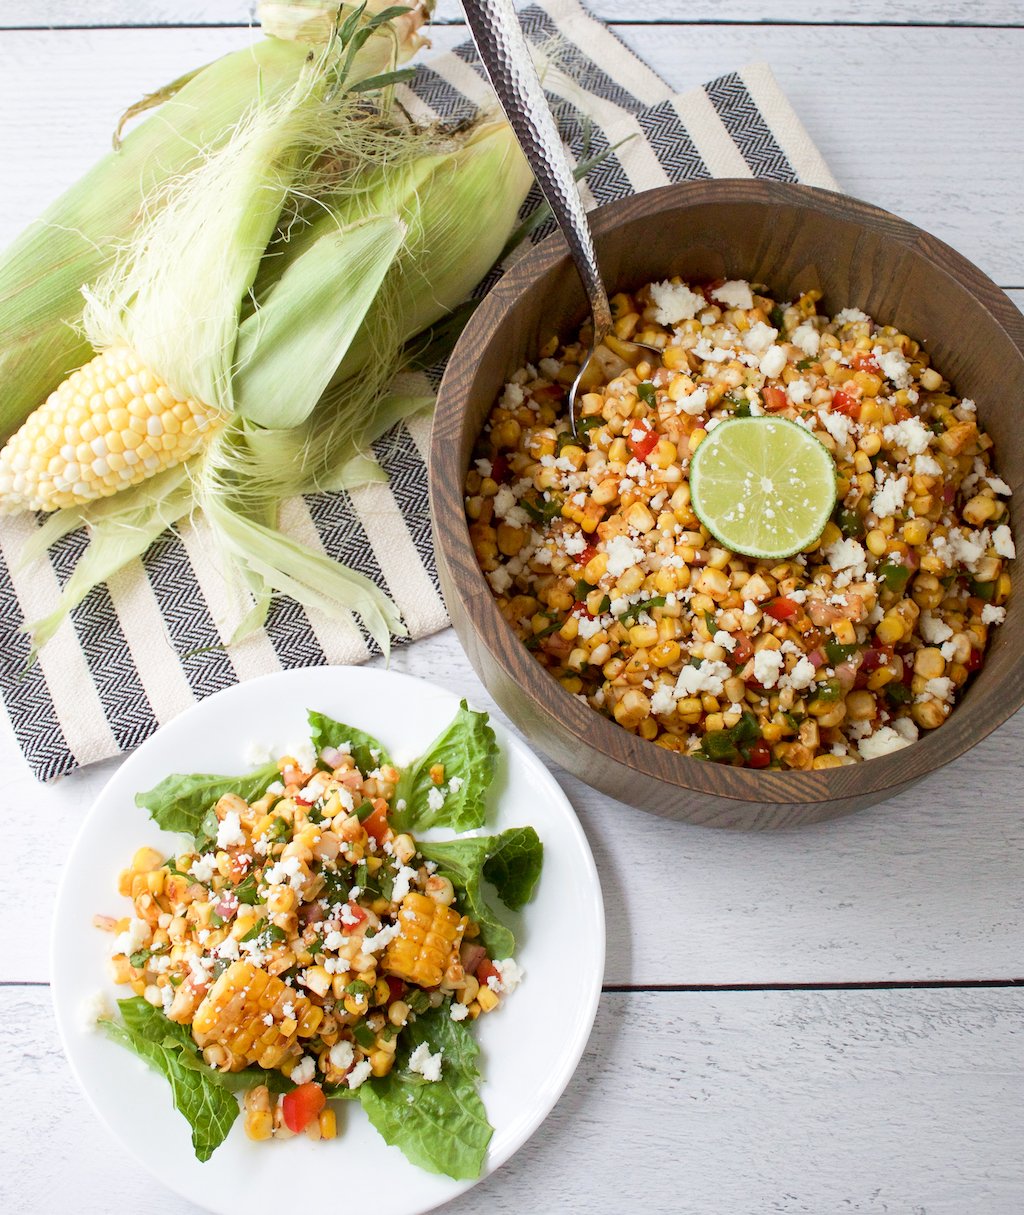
(92, 703), (542, 1177)
(466, 279), (1015, 770)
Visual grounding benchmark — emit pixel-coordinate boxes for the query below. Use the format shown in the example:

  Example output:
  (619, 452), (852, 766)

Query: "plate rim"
(50, 664), (606, 1215)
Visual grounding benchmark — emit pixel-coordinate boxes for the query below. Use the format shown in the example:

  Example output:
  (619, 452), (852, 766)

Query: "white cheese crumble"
(824, 538), (867, 577)
(858, 726), (913, 760)
(751, 649), (784, 689)
(914, 453), (943, 477)
(712, 630), (737, 653)
(487, 565), (513, 594)
(788, 378), (812, 405)
(243, 741), (272, 766)
(361, 922), (401, 955)
(450, 1002), (469, 1022)
(818, 408), (853, 448)
(291, 1056), (315, 1086)
(426, 785), (446, 813)
(216, 810), (246, 849)
(742, 321), (778, 356)
(678, 384), (708, 416)
(189, 853), (216, 883)
(992, 525), (1016, 559)
(919, 613), (953, 645)
(834, 308), (870, 325)
(871, 474), (908, 518)
(711, 280), (754, 310)
(873, 346), (912, 389)
(650, 280), (704, 325)
(759, 344), (788, 378)
(329, 1041), (355, 1072)
(408, 1042), (444, 1083)
(264, 854), (305, 891)
(492, 957), (524, 994)
(391, 864), (419, 903)
(791, 321), (820, 357)
(674, 660), (731, 697)
(923, 677), (955, 703)
(788, 656), (817, 691)
(346, 1059), (373, 1090)
(882, 417), (931, 455)
(80, 991), (111, 1030)
(981, 604), (1006, 625)
(650, 685), (678, 716)
(605, 534), (645, 578)
(113, 917), (150, 957)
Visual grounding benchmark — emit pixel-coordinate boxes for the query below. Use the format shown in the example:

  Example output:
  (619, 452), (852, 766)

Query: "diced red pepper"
(853, 352), (881, 375)
(860, 646), (894, 674)
(385, 976), (407, 1003)
(281, 1083), (326, 1134)
(362, 802), (390, 847)
(627, 421), (659, 461)
(831, 389), (861, 419)
(341, 903), (368, 934)
(731, 634), (754, 667)
(764, 596), (799, 621)
(572, 600), (594, 619)
(578, 542), (598, 567)
(745, 739), (772, 769)
(761, 385), (789, 412)
(965, 646), (983, 673)
(475, 958), (500, 989)
(490, 453), (509, 483)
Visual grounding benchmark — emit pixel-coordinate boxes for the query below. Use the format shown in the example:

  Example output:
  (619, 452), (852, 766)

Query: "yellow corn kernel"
(477, 986), (500, 1013)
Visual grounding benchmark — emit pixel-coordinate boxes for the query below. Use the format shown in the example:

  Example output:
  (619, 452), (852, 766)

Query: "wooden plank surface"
(1, 24), (1021, 290)
(5, 0), (1022, 28)
(4, 631), (1023, 987)
(4, 985), (1021, 1213)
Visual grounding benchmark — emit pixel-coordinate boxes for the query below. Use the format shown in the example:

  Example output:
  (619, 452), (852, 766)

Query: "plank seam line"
(3, 979), (1022, 991)
(2, 20), (1023, 32)
(602, 979), (1024, 993)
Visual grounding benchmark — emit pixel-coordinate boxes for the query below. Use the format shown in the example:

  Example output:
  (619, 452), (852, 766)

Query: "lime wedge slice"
(689, 417), (837, 559)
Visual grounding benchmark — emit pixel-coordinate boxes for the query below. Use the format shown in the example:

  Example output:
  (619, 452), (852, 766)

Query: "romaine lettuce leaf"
(356, 1004), (493, 1179)
(308, 709), (391, 775)
(99, 997), (240, 1162)
(418, 827), (543, 958)
(135, 762), (280, 841)
(392, 701), (497, 833)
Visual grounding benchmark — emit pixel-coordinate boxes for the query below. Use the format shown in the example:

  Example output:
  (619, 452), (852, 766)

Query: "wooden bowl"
(430, 180), (1024, 828)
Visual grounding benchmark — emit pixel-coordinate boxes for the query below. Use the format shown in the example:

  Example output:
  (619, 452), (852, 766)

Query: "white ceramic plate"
(52, 667), (605, 1215)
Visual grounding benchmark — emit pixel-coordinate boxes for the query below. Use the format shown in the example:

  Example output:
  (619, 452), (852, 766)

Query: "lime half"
(689, 417), (837, 559)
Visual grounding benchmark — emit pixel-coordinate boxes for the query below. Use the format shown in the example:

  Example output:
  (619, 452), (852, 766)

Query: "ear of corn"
(0, 349), (220, 512)
(0, 1), (431, 442)
(231, 216), (407, 428)
(191, 959), (322, 1070)
(384, 892), (467, 988)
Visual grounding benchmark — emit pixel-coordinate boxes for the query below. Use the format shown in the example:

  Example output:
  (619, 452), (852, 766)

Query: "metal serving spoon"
(462, 0), (658, 435)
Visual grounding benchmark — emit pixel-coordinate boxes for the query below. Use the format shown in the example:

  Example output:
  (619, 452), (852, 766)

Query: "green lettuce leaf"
(134, 762), (280, 840)
(99, 997), (240, 1162)
(356, 1004), (493, 1179)
(418, 827), (543, 958)
(307, 709), (391, 775)
(392, 701), (498, 832)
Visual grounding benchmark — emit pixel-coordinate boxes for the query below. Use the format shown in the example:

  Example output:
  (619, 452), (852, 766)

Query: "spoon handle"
(462, 0), (612, 337)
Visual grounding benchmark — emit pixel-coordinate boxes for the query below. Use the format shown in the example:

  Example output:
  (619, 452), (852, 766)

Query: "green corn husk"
(0, 0), (431, 442)
(15, 17), (534, 658)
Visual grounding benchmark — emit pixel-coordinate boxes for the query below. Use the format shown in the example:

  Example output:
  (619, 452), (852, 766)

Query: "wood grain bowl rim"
(430, 179), (1023, 809)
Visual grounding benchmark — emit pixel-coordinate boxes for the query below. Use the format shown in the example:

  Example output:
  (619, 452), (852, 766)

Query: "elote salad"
(466, 279), (1015, 769)
(92, 703), (542, 1177)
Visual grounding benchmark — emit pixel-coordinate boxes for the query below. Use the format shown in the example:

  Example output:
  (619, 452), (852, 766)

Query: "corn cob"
(384, 892), (467, 988)
(0, 349), (222, 512)
(191, 960), (323, 1070)
(0, 2), (431, 443)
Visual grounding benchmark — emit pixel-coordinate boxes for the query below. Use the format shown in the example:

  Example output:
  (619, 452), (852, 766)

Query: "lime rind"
(689, 416), (838, 560)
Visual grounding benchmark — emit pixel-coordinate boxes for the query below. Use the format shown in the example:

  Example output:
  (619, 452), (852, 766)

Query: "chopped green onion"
(346, 979), (372, 997)
(620, 595), (667, 625)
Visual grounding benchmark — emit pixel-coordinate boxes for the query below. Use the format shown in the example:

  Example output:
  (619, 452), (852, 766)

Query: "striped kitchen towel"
(0, 0), (838, 780)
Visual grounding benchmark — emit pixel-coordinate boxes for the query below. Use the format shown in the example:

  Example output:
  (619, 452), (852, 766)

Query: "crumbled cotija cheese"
(882, 417), (931, 455)
(605, 534), (645, 578)
(675, 660), (731, 697)
(712, 280), (754, 310)
(791, 321), (820, 357)
(742, 321), (778, 356)
(650, 280), (704, 325)
(858, 726), (913, 759)
(751, 649), (784, 689)
(871, 474), (908, 518)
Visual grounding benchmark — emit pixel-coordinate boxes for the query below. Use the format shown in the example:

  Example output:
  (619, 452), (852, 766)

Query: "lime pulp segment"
(688, 417), (838, 559)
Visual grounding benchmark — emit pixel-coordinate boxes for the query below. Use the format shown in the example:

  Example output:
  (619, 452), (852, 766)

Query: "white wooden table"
(1, 4), (1022, 1212)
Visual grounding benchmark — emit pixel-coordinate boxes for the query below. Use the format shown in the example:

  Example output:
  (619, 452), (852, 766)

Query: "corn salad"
(99, 748), (518, 1143)
(466, 279), (1015, 769)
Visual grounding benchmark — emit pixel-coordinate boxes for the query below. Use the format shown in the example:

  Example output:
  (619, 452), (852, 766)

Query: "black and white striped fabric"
(0, 0), (838, 781)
